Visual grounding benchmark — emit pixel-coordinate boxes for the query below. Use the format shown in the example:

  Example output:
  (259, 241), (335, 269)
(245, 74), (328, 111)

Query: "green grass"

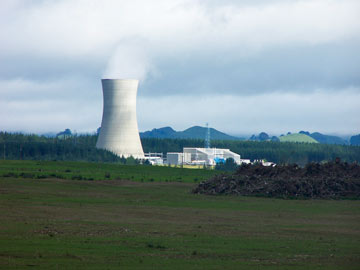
(0, 160), (218, 183)
(0, 161), (359, 269)
(279, 134), (319, 144)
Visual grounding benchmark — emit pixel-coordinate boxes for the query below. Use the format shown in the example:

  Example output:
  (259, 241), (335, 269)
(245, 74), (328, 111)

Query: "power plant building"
(167, 152), (192, 165)
(167, 147), (244, 166)
(96, 79), (145, 159)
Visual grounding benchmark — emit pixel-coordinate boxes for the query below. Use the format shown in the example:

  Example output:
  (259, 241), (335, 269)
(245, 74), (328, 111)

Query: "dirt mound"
(193, 160), (360, 199)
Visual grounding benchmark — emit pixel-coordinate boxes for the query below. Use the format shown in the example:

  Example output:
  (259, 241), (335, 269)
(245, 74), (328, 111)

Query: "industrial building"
(167, 147), (249, 166)
(96, 79), (145, 159)
(144, 153), (164, 165)
(167, 152), (192, 165)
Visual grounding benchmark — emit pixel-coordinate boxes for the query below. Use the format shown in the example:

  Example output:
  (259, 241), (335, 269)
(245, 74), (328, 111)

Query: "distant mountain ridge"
(140, 126), (352, 145)
(140, 126), (243, 141)
(350, 134), (360, 146)
(299, 131), (347, 145)
(140, 127), (177, 139)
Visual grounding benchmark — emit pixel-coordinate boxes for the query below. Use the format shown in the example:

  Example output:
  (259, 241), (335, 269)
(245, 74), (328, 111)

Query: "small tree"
(258, 132), (269, 141)
(215, 158), (238, 171)
(143, 159), (152, 166)
(125, 156), (135, 165)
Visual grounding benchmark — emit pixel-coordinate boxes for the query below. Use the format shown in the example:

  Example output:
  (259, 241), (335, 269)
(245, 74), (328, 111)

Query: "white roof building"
(166, 148), (273, 167)
(183, 147), (241, 165)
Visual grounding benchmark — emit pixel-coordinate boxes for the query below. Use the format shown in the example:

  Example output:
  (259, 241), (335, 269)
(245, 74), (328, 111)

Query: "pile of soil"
(193, 159), (360, 199)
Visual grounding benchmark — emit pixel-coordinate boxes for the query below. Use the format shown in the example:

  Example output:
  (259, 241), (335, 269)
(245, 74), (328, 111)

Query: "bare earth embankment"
(194, 160), (360, 199)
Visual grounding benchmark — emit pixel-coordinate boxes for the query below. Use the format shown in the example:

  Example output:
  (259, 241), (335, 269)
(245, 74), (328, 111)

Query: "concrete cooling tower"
(96, 79), (145, 159)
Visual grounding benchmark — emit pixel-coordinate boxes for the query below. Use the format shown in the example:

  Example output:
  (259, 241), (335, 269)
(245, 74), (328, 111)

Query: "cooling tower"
(96, 79), (145, 159)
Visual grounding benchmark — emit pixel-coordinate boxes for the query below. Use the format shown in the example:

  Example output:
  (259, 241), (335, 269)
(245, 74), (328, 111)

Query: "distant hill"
(279, 133), (318, 143)
(56, 128), (72, 139)
(140, 126), (243, 141)
(350, 134), (360, 146)
(140, 127), (352, 145)
(140, 127), (177, 138)
(41, 132), (57, 138)
(299, 131), (347, 145)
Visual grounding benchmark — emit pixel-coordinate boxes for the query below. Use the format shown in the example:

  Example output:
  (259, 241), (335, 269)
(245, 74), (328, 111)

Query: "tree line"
(1, 132), (360, 165)
(0, 132), (120, 162)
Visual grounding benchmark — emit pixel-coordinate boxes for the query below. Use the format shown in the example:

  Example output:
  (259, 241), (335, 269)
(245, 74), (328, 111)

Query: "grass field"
(279, 134), (318, 144)
(0, 161), (360, 269)
(0, 160), (218, 183)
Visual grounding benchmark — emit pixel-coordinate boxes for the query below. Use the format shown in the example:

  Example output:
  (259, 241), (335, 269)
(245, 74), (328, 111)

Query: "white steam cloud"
(103, 43), (152, 81)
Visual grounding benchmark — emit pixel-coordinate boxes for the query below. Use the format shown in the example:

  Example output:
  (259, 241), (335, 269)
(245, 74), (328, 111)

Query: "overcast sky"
(1, 0), (359, 136)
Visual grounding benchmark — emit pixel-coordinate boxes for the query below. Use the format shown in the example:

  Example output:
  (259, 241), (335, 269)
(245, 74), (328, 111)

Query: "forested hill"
(141, 127), (353, 145)
(140, 126), (242, 140)
(1, 132), (360, 166)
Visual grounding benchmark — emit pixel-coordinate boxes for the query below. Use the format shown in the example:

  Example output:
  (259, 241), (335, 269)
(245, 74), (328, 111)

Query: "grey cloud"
(137, 90), (360, 135)
(2, 40), (358, 97)
(0, 53), (106, 81)
(201, 0), (295, 5)
(141, 41), (360, 97)
(1, 0), (359, 134)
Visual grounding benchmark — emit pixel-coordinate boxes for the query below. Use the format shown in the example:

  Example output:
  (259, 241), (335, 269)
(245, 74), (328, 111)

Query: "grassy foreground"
(0, 160), (218, 182)
(0, 161), (360, 269)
